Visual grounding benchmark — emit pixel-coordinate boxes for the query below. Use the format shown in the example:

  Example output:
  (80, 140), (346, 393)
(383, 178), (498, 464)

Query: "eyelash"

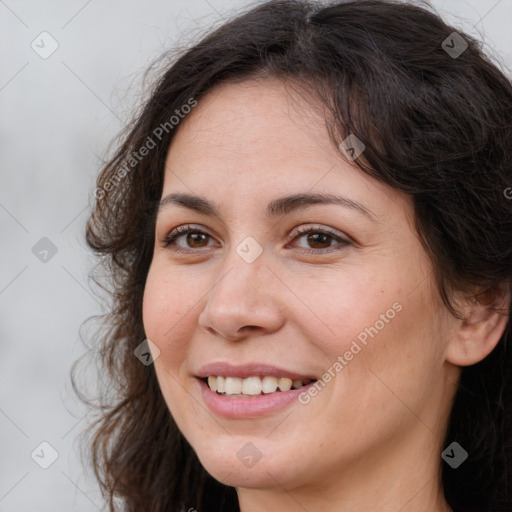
(161, 224), (351, 255)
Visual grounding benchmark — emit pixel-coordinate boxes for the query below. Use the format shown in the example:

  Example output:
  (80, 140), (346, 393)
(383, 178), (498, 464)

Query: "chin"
(203, 460), (290, 489)
(192, 437), (298, 489)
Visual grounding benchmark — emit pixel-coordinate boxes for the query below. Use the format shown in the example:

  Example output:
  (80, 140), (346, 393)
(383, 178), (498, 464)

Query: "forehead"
(165, 77), (333, 169)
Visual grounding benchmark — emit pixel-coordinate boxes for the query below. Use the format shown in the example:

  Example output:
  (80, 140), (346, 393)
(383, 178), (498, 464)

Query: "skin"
(142, 76), (508, 512)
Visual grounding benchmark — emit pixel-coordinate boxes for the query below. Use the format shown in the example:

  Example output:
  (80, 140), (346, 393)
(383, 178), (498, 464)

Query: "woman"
(75, 0), (512, 510)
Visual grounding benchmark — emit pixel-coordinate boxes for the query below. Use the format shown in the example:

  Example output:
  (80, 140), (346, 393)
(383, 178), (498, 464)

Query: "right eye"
(162, 224), (217, 253)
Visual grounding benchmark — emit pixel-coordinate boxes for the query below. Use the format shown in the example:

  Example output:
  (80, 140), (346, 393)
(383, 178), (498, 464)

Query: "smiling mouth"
(203, 375), (317, 398)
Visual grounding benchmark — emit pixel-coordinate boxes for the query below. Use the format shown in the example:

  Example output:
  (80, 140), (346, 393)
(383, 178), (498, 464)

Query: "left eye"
(289, 227), (351, 252)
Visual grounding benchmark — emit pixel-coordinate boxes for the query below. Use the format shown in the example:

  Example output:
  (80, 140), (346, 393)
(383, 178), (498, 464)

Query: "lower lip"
(198, 378), (315, 419)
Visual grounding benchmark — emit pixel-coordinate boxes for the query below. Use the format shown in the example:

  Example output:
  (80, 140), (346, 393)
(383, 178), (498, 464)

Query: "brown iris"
(306, 232), (332, 249)
(187, 232), (209, 248)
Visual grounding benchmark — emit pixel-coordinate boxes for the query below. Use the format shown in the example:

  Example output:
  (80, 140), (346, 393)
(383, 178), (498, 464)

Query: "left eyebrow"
(158, 191), (376, 220)
(265, 192), (375, 220)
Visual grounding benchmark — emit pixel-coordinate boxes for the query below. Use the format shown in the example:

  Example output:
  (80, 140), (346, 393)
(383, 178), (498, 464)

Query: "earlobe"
(445, 288), (510, 367)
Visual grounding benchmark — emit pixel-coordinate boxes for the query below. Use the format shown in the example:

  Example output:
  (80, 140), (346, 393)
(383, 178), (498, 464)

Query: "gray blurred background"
(1, 0), (511, 510)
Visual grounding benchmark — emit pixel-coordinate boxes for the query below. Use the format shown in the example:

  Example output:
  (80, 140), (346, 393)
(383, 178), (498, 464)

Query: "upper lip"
(196, 362), (317, 380)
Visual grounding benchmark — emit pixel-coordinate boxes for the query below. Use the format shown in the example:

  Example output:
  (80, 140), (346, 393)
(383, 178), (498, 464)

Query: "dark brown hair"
(73, 1), (512, 511)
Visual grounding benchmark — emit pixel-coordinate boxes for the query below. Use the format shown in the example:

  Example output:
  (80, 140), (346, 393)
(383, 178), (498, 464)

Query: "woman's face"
(143, 77), (459, 498)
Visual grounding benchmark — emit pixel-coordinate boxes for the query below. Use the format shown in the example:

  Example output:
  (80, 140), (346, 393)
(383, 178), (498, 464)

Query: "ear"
(445, 285), (510, 367)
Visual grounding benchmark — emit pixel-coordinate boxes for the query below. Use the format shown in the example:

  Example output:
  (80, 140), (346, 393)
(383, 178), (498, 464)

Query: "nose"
(197, 256), (285, 341)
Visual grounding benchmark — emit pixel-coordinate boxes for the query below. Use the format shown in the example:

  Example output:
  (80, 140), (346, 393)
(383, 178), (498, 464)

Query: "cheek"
(142, 265), (203, 428)
(290, 261), (441, 403)
(287, 264), (406, 356)
(142, 264), (199, 368)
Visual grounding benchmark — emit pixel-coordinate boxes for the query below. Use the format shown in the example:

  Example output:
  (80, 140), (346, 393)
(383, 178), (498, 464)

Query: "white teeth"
(224, 377), (242, 395)
(206, 375), (313, 395)
(278, 377), (292, 391)
(208, 376), (217, 392)
(242, 376), (262, 395)
(262, 376), (278, 393)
